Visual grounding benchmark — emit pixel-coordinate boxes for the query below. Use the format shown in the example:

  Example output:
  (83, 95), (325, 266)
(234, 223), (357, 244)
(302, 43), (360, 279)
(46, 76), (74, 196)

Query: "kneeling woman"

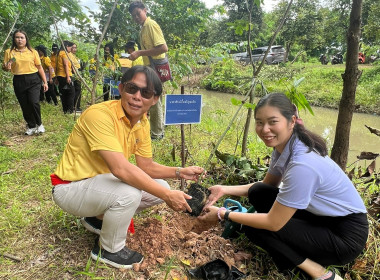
(200, 93), (368, 280)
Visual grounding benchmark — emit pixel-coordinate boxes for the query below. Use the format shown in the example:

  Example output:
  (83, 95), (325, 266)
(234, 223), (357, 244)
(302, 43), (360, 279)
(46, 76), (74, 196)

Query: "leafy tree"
(273, 0), (325, 58)
(0, 0), (86, 47)
(362, 0), (380, 44)
(85, 0), (212, 49)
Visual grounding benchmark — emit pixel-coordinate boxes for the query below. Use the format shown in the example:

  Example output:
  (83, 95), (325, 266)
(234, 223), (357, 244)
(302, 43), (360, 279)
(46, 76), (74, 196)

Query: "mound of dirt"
(127, 207), (252, 278)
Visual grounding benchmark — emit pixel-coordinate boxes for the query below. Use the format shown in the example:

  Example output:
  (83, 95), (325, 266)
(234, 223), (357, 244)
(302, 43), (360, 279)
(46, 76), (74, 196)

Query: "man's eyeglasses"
(123, 82), (156, 99)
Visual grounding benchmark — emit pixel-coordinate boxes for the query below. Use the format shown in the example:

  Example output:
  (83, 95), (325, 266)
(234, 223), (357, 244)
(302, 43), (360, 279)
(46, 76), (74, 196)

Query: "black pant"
(57, 76), (75, 113)
(13, 73), (42, 128)
(40, 82), (58, 105)
(242, 182), (368, 271)
(73, 79), (81, 110)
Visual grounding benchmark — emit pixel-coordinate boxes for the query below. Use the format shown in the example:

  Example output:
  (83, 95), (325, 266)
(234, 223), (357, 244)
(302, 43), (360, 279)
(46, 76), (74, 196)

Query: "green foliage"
(201, 59), (250, 93)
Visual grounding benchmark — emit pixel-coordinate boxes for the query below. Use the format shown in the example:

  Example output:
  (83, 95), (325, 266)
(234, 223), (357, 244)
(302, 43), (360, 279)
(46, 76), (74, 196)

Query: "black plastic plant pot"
(186, 183), (211, 217)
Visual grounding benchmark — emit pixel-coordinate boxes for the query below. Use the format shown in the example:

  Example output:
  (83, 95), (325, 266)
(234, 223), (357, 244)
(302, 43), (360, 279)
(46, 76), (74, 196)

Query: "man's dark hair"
(121, 66), (162, 97)
(52, 43), (59, 51)
(125, 41), (136, 50)
(128, 1), (145, 13)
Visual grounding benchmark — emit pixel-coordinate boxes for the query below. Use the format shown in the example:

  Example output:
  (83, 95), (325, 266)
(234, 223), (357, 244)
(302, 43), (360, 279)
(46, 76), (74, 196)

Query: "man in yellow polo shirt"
(128, 1), (168, 140)
(51, 66), (204, 269)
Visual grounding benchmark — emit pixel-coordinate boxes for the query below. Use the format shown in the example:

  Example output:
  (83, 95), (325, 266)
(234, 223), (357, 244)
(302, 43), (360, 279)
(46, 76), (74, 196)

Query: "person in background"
(125, 41), (143, 68)
(56, 40), (75, 114)
(50, 43), (60, 98)
(199, 93), (368, 280)
(35, 45), (58, 106)
(70, 43), (82, 112)
(88, 55), (97, 77)
(51, 66), (204, 269)
(129, 1), (168, 140)
(2, 30), (47, 135)
(103, 43), (118, 101)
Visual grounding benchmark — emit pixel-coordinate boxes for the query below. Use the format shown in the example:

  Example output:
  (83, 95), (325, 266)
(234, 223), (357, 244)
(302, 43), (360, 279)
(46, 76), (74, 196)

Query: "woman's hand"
(204, 185), (225, 208)
(198, 206), (220, 224)
(66, 76), (71, 84)
(42, 83), (48, 92)
(179, 166), (205, 181)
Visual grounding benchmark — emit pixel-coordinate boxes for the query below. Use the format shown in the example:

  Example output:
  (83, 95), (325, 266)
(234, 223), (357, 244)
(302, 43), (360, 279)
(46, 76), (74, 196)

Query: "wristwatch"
(224, 210), (231, 221)
(175, 167), (181, 179)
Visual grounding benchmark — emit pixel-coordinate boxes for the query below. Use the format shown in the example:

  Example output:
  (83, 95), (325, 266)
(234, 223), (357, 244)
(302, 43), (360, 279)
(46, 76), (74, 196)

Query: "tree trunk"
(330, 0), (362, 170)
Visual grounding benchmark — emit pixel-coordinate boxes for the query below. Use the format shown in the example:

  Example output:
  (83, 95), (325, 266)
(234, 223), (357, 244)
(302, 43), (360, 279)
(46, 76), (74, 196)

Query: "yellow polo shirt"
(55, 100), (152, 181)
(56, 50), (72, 77)
(140, 17), (166, 65)
(40, 56), (55, 78)
(3, 48), (41, 75)
(69, 53), (81, 70)
(50, 53), (57, 70)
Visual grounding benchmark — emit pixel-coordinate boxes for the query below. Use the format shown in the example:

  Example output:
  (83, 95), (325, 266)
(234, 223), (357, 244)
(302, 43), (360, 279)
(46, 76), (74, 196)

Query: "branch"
(202, 79), (257, 178)
(254, 0), (293, 77)
(365, 125), (380, 137)
(91, 1), (119, 104)
(0, 10), (21, 54)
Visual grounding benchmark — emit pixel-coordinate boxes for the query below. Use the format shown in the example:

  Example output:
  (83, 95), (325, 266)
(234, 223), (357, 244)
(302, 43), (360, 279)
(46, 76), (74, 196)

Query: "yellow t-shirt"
(104, 54), (119, 72)
(55, 100), (152, 181)
(40, 56), (55, 78)
(50, 53), (57, 70)
(89, 58), (96, 71)
(3, 48), (41, 75)
(69, 53), (81, 70)
(56, 50), (72, 77)
(140, 17), (167, 65)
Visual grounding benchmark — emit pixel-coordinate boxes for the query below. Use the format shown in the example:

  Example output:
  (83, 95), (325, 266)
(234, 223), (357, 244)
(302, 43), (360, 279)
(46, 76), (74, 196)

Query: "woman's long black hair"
(104, 43), (114, 62)
(254, 93), (328, 156)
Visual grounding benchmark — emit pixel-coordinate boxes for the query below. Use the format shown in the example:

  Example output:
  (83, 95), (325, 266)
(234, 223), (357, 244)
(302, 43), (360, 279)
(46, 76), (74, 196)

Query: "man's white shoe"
(25, 126), (37, 135)
(36, 124), (45, 134)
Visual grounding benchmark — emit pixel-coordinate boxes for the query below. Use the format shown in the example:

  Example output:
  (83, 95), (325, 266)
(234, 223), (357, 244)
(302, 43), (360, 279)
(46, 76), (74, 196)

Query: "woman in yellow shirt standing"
(36, 45), (58, 106)
(2, 30), (48, 135)
(56, 41), (75, 114)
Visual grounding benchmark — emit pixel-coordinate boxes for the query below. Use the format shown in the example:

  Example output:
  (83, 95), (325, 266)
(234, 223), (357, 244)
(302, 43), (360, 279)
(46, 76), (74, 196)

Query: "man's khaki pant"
(52, 173), (169, 252)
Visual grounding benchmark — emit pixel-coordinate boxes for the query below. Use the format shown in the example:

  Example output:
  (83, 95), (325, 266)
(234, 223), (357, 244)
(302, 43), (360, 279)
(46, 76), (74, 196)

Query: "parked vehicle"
(369, 50), (379, 63)
(358, 52), (365, 64)
(319, 54), (329, 65)
(331, 53), (343, 64)
(232, 45), (287, 65)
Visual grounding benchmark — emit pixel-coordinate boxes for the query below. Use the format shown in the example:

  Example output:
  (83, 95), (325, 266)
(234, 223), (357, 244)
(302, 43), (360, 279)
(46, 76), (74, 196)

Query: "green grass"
(203, 61), (380, 115)
(0, 69), (379, 279)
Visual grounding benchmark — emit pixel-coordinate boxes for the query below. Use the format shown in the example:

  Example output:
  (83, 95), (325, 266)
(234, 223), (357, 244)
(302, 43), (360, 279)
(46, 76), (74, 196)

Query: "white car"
(232, 45), (287, 65)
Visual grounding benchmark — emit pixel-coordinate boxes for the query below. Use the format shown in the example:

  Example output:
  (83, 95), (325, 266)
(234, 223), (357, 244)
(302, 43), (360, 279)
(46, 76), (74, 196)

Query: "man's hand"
(180, 166), (205, 181)
(128, 51), (140, 61)
(165, 190), (192, 212)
